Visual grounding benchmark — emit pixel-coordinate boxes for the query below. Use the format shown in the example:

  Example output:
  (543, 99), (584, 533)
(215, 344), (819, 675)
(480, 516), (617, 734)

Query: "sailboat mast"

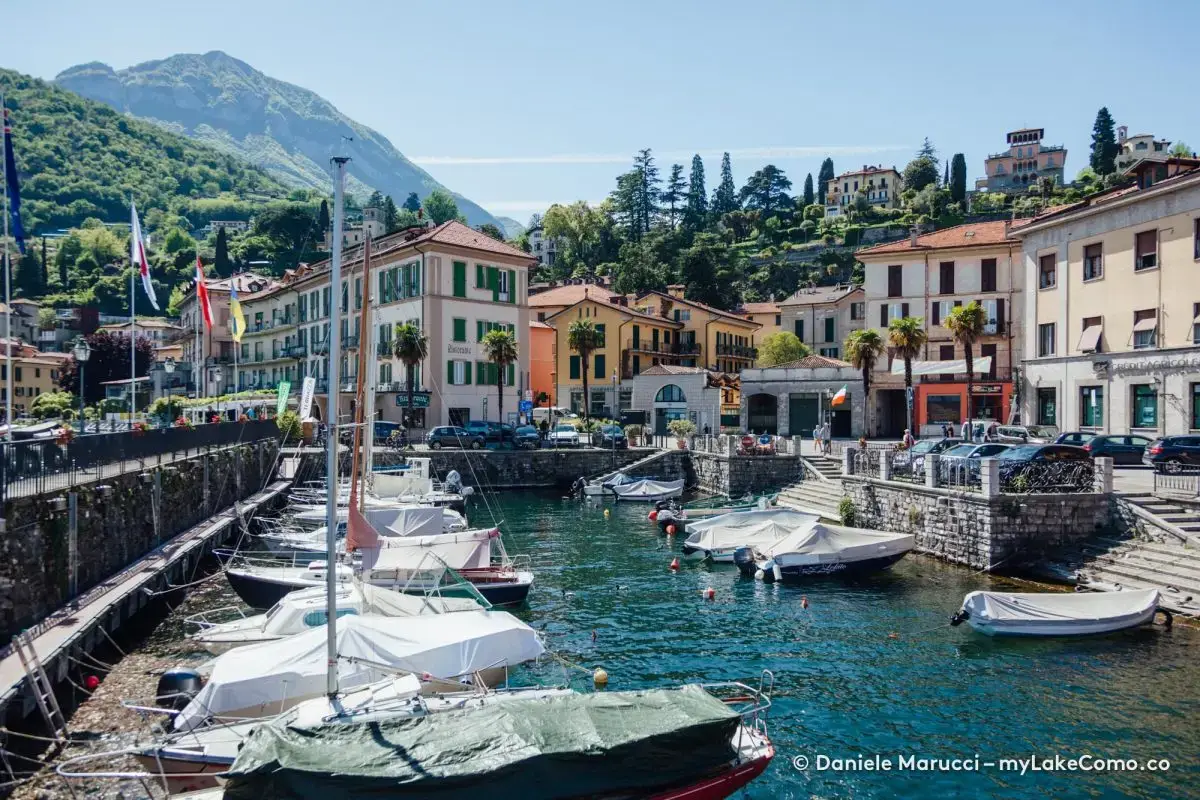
(325, 155), (348, 698)
(1, 92), (12, 439)
(348, 233), (372, 515)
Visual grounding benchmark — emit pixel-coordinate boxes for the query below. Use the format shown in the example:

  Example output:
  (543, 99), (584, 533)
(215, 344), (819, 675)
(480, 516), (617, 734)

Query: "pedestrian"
(822, 422), (832, 455)
(902, 428), (915, 449)
(961, 419), (970, 441)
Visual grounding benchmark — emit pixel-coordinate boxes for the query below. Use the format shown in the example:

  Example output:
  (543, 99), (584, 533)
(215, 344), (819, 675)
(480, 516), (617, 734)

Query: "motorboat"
(171, 611), (546, 731)
(682, 509), (822, 562)
(733, 523), (914, 581)
(609, 477), (685, 502)
(184, 583), (482, 654)
(951, 588), (1165, 637)
(654, 493), (778, 534)
(575, 471), (635, 497)
(217, 680), (774, 800)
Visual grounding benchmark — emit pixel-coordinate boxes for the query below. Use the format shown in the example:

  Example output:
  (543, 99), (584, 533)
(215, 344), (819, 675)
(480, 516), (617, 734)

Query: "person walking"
(822, 421), (832, 455)
(902, 428), (916, 449)
(812, 422), (822, 455)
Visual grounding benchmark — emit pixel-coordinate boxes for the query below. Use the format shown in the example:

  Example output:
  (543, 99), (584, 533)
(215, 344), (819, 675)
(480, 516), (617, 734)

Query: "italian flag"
(831, 385), (848, 406)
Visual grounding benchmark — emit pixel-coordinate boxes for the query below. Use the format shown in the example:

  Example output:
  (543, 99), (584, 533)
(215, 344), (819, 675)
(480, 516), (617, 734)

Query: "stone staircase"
(1069, 535), (1200, 616)
(1121, 494), (1200, 537)
(777, 455), (845, 519)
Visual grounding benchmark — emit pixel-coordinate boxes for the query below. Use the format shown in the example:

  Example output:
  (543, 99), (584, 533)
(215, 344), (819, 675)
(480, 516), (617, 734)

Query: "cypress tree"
(382, 195), (400, 232)
(317, 199), (331, 238)
(1090, 107), (1119, 175)
(943, 160), (950, 187)
(817, 157), (835, 205)
(711, 152), (739, 216)
(684, 154), (708, 229)
(803, 173), (814, 206)
(950, 154), (967, 203)
(662, 164), (686, 229)
(403, 192), (422, 212)
(214, 227), (232, 277)
(14, 250), (45, 297)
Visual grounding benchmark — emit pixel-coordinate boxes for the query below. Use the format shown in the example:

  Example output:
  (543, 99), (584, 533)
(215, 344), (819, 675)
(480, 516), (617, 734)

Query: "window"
(452, 261), (467, 298)
(1194, 219), (1200, 260)
(355, 277), (362, 310)
(1037, 323), (1056, 357)
(819, 347), (839, 358)
(938, 344), (955, 382)
(775, 314), (781, 326)
(1133, 309), (1157, 349)
(1038, 254), (1056, 289)
(1083, 243), (1103, 281)
(1037, 388), (1057, 426)
(452, 318), (467, 342)
(595, 323), (606, 347)
(1132, 384), (1158, 428)
(1080, 386), (1104, 428)
(655, 384), (687, 403)
(981, 258), (997, 293)
(887, 265), (902, 298)
(632, 355), (641, 375)
(1079, 316), (1103, 353)
(1194, 303), (1200, 345)
(569, 356), (580, 380)
(1192, 383), (1200, 430)
(593, 354), (606, 380)
(980, 343), (997, 380)
(794, 319), (804, 341)
(939, 261), (955, 295)
(1135, 230), (1157, 270)
(850, 302), (864, 320)
(824, 317), (835, 342)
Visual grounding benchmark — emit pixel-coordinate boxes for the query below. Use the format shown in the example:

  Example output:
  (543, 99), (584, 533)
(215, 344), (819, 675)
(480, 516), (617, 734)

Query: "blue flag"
(3, 105), (26, 255)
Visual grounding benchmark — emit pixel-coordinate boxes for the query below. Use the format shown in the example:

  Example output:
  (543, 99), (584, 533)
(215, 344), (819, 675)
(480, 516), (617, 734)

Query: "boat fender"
(669, 557), (680, 571)
(648, 510), (658, 521)
(461, 486), (475, 496)
(604, 508), (610, 518)
(702, 587), (716, 601)
(771, 562), (782, 583)
(1153, 608), (1173, 629)
(949, 609), (970, 627)
(666, 524), (677, 535)
(155, 667), (204, 711)
(754, 569), (765, 581)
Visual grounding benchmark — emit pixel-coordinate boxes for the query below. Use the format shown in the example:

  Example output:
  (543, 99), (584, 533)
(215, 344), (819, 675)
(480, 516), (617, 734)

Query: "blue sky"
(7, 0), (1200, 225)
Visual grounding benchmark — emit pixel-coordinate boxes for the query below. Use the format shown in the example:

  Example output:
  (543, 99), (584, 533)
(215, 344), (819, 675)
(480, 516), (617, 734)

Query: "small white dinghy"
(682, 510), (821, 562)
(608, 477), (685, 502)
(951, 588), (1164, 637)
(734, 523), (914, 581)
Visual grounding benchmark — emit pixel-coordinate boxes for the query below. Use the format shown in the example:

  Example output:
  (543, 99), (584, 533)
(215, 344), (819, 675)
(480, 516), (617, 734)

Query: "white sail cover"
(368, 506), (445, 538)
(370, 529), (497, 573)
(761, 523), (914, 561)
(685, 510), (821, 553)
(962, 589), (1159, 626)
(174, 612), (543, 731)
(609, 478), (685, 499)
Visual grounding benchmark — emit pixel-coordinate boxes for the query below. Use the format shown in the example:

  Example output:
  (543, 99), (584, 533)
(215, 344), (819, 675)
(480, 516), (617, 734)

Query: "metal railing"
(999, 460), (1095, 494)
(1153, 471), (1200, 497)
(843, 448), (1098, 495)
(1, 419), (282, 502)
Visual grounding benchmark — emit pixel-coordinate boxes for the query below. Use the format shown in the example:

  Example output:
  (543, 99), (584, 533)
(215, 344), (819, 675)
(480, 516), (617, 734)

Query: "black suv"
(426, 426), (485, 450)
(1144, 435), (1200, 473)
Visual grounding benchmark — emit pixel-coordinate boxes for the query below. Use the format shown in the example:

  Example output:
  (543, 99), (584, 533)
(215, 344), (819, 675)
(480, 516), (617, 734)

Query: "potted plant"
(624, 423), (644, 447)
(55, 424), (75, 446)
(175, 416), (194, 430)
(667, 419), (697, 449)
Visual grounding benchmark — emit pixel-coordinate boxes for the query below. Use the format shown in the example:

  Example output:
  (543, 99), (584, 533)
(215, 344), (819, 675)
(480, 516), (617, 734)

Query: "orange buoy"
(801, 595), (809, 610)
(703, 587), (716, 601)
(669, 557), (680, 571)
(666, 524), (677, 535)
(648, 510), (658, 521)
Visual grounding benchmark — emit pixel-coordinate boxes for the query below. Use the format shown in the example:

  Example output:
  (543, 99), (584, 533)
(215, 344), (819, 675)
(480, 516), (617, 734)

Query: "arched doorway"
(653, 383), (688, 435)
(747, 393), (778, 435)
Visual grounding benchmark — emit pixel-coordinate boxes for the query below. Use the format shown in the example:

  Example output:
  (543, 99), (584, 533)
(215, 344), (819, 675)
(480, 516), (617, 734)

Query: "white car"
(548, 423), (580, 447)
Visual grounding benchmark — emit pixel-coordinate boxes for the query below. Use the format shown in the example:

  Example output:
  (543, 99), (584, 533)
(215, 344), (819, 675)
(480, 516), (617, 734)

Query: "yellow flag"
(229, 284), (247, 343)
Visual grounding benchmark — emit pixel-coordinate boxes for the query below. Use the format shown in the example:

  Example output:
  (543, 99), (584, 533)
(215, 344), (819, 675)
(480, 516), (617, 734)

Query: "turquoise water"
(485, 491), (1200, 800)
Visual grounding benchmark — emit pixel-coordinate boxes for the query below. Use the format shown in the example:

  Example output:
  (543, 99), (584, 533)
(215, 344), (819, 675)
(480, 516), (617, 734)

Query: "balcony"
(283, 344), (308, 358)
(625, 338), (672, 355)
(716, 344), (758, 359)
(377, 340), (394, 357)
(312, 341), (330, 356)
(672, 341), (701, 356)
(342, 334), (360, 350)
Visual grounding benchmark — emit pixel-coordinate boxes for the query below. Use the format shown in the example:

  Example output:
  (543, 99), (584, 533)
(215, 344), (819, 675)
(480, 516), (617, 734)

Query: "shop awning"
(1077, 324), (1102, 353)
(1133, 317), (1158, 332)
(890, 356), (993, 377)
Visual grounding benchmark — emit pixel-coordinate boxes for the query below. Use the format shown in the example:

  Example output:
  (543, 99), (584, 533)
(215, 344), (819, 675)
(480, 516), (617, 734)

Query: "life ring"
(1153, 608), (1173, 629)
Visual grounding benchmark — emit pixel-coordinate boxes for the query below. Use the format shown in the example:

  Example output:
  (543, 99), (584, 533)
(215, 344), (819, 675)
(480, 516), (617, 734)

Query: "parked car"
(590, 424), (628, 449)
(513, 425), (541, 449)
(548, 423), (581, 447)
(1083, 434), (1153, 465)
(532, 407), (579, 425)
(463, 420), (514, 443)
(425, 426), (485, 450)
(894, 437), (963, 476)
(937, 442), (1011, 484)
(997, 444), (1093, 491)
(990, 425), (1054, 445)
(1143, 435), (1200, 473)
(1055, 431), (1096, 446)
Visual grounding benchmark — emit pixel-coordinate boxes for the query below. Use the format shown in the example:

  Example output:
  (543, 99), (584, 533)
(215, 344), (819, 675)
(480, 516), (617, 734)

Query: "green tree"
(36, 307), (56, 330)
(166, 282), (189, 317)
(678, 232), (741, 310)
(903, 155), (939, 193)
(803, 173), (815, 206)
(164, 228), (196, 255)
(423, 189), (461, 225)
(366, 190), (385, 209)
(544, 201), (604, 277)
(612, 240), (664, 295)
(917, 137), (937, 160)
(943, 301), (986, 421)
(662, 163), (686, 229)
(403, 192), (422, 212)
(252, 202), (318, 268)
(392, 322), (429, 428)
(317, 199), (331, 238)
(58, 331), (155, 406)
(1090, 107), (1119, 176)
(1169, 141), (1193, 158)
(949, 153), (967, 203)
(477, 223), (506, 241)
(382, 195), (400, 232)
(683, 154), (708, 230)
(817, 157), (835, 205)
(632, 149), (661, 237)
(711, 152), (739, 216)
(481, 329), (518, 425)
(739, 165), (792, 217)
(844, 328), (885, 435)
(15, 249), (45, 297)
(214, 226), (232, 276)
(757, 331), (811, 367)
(887, 316), (927, 433)
(31, 390), (77, 420)
(567, 319), (601, 420)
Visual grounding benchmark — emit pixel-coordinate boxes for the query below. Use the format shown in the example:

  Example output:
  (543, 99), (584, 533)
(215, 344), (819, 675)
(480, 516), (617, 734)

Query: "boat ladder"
(12, 632), (68, 744)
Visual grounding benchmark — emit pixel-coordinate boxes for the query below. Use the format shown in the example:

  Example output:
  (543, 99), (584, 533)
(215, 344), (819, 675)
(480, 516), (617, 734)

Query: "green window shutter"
(453, 318), (466, 342)
(508, 269), (517, 303)
(594, 354), (606, 380)
(595, 323), (606, 347)
(464, 361), (472, 385)
(824, 317), (835, 342)
(487, 266), (499, 301)
(447, 360), (455, 385)
(476, 320), (484, 341)
(795, 319), (804, 340)
(569, 355), (580, 380)
(414, 262), (421, 295)
(453, 261), (467, 298)
(475, 264), (485, 288)
(507, 362), (515, 386)
(633, 355), (641, 375)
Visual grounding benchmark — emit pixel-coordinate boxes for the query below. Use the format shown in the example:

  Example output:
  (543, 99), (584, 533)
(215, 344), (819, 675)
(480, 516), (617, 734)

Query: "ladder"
(12, 632), (67, 743)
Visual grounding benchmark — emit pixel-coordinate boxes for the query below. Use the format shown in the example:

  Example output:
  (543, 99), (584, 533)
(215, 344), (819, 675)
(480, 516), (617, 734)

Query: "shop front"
(915, 381), (1012, 435)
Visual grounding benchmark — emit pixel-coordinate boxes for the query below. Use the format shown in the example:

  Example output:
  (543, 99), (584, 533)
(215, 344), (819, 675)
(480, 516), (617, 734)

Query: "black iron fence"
(998, 460), (1095, 494)
(1, 419), (282, 502)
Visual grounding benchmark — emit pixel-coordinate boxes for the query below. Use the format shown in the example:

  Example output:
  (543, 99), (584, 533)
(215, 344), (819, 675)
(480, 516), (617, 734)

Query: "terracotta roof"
(767, 354), (853, 369)
(1014, 164), (1200, 231)
(738, 302), (780, 315)
(529, 320), (553, 330)
(778, 284), (862, 307)
(855, 221), (1020, 256)
(410, 220), (536, 262)
(831, 165), (899, 180)
(529, 283), (618, 307)
(638, 365), (711, 376)
(635, 291), (761, 328)
(543, 297), (684, 327)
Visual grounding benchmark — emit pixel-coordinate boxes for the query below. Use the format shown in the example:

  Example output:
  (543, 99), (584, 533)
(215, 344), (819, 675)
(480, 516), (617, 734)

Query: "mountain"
(56, 51), (501, 228)
(0, 67), (288, 233)
(496, 216), (526, 239)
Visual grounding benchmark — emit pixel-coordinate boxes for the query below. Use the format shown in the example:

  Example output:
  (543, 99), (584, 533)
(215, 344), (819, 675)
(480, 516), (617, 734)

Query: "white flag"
(130, 202), (159, 310)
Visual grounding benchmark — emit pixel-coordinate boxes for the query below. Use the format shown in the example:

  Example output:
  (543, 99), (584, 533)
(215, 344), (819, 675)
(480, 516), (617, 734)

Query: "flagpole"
(1, 92), (12, 439)
(194, 276), (201, 397)
(129, 204), (136, 428)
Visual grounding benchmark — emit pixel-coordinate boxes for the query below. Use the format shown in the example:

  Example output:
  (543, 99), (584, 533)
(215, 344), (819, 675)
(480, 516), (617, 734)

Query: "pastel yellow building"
(1, 354), (66, 417)
(633, 286), (761, 373)
(737, 301), (781, 342)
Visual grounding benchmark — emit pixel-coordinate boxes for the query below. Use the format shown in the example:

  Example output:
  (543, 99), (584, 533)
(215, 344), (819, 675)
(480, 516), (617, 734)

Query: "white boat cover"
(609, 478), (685, 499)
(685, 510), (821, 553)
(174, 612), (544, 731)
(370, 529), (498, 573)
(962, 589), (1159, 626)
(372, 471), (435, 500)
(761, 523), (914, 561)
(292, 505), (461, 532)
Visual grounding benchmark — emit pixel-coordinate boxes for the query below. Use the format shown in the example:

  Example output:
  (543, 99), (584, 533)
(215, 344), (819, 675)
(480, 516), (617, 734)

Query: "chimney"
(667, 284), (686, 300)
(910, 228), (919, 246)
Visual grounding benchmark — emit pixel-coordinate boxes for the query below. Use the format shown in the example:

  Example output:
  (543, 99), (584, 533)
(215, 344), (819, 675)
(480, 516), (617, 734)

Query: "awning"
(1133, 317), (1158, 333)
(1077, 325), (1102, 353)
(890, 356), (993, 377)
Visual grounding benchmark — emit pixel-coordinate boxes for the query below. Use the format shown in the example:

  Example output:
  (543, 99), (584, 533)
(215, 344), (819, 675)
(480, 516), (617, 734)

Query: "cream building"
(777, 285), (864, 361)
(737, 301), (782, 342)
(1114, 126), (1172, 172)
(857, 221), (1024, 436)
(824, 165), (902, 218)
(1016, 157), (1200, 436)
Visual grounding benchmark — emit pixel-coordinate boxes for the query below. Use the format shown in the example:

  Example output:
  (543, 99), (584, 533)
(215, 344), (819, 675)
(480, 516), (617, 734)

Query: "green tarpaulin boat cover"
(222, 685), (740, 799)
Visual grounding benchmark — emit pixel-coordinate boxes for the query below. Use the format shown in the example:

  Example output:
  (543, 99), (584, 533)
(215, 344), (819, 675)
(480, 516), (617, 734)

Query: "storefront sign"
(447, 344), (473, 355)
(1112, 352), (1200, 373)
(299, 376), (316, 419)
(394, 393), (431, 408)
(275, 381), (291, 417)
(970, 384), (1003, 394)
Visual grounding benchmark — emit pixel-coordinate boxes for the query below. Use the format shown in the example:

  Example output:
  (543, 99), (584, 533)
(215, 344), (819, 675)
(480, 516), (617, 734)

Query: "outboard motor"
(444, 470), (463, 494)
(155, 667), (204, 711)
(732, 547), (758, 577)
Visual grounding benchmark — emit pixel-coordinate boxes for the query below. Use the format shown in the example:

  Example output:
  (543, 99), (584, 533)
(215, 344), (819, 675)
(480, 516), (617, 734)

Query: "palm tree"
(887, 316), (928, 434)
(943, 301), (987, 423)
(392, 322), (428, 430)
(844, 329), (885, 436)
(567, 319), (600, 420)
(481, 329), (518, 426)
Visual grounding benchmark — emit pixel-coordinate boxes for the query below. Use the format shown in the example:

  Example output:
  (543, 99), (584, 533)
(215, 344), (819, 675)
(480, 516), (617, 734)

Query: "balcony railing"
(624, 338), (672, 354)
(283, 344), (308, 358)
(312, 341), (330, 356)
(377, 340), (394, 357)
(342, 335), (360, 350)
(673, 341), (701, 355)
(715, 344), (758, 359)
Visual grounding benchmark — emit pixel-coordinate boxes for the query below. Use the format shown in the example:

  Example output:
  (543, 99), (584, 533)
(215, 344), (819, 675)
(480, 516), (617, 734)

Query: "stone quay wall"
(691, 452), (803, 497)
(1, 438), (279, 641)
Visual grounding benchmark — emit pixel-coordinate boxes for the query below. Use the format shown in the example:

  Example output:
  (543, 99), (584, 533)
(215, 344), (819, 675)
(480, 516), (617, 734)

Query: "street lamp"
(72, 337), (91, 434)
(213, 366), (224, 422)
(163, 357), (176, 422)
